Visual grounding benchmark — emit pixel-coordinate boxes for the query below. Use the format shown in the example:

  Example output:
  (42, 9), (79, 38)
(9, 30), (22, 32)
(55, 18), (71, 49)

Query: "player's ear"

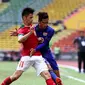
(22, 16), (26, 21)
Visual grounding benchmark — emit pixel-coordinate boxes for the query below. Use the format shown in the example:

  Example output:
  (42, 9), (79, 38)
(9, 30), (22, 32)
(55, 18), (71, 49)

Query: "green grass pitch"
(0, 62), (85, 85)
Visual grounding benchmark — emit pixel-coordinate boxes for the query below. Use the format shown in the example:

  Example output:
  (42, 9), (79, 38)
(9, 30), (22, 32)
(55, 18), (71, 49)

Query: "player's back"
(18, 26), (41, 56)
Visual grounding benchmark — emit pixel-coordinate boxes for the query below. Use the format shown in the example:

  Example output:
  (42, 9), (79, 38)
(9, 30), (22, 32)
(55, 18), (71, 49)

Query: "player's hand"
(30, 48), (36, 57)
(30, 26), (34, 34)
(38, 37), (44, 43)
(10, 28), (18, 36)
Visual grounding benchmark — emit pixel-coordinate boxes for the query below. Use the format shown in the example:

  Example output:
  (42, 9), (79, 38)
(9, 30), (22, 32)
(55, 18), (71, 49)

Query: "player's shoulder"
(18, 27), (24, 30)
(35, 24), (38, 28)
(34, 24), (38, 30)
(18, 26), (25, 33)
(47, 26), (54, 32)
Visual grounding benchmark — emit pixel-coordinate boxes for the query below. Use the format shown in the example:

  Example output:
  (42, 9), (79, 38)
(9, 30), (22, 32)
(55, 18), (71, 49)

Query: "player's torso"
(18, 27), (41, 56)
(23, 28), (38, 49)
(35, 26), (50, 53)
(77, 37), (85, 52)
(35, 26), (49, 40)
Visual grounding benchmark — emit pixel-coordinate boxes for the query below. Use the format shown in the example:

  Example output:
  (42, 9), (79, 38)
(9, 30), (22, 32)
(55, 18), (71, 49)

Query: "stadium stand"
(41, 0), (85, 21)
(0, 0), (52, 32)
(0, 0), (85, 51)
(0, 0), (52, 50)
(51, 30), (79, 52)
(64, 7), (85, 29)
(0, 26), (20, 50)
(0, 2), (9, 13)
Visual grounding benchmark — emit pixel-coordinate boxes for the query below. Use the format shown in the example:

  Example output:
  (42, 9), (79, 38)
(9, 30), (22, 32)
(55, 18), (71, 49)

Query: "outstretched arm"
(10, 28), (18, 36)
(18, 27), (34, 43)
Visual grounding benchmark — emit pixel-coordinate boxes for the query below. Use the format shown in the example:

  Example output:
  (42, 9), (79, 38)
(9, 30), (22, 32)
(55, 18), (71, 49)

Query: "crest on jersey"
(43, 32), (48, 36)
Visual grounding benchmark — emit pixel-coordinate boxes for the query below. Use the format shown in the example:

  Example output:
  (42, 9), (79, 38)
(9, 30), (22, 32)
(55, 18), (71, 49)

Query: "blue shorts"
(42, 50), (59, 70)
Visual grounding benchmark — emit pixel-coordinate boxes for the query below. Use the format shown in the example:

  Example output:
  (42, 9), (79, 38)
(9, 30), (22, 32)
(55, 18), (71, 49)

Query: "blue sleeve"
(35, 29), (54, 51)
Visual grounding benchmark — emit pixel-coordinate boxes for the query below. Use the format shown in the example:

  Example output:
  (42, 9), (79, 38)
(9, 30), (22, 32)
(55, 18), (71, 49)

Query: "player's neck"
(24, 24), (32, 28)
(23, 22), (32, 28)
(24, 25), (30, 27)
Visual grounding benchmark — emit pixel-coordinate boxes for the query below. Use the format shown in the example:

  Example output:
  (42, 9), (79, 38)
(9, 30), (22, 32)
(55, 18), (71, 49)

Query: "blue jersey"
(35, 25), (54, 54)
(35, 25), (59, 70)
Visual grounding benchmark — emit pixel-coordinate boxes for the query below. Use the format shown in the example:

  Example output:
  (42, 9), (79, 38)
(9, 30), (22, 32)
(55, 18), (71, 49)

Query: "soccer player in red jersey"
(1, 7), (56, 85)
(9, 13), (63, 85)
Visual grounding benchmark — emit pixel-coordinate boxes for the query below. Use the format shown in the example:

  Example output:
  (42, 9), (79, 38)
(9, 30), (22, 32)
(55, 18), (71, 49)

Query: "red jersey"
(18, 26), (41, 56)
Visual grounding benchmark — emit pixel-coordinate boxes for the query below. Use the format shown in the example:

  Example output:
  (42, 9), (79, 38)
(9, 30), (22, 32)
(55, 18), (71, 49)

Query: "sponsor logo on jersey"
(43, 32), (48, 36)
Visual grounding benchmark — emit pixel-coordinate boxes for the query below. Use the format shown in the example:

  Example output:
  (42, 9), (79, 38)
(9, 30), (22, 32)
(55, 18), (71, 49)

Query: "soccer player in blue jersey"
(30, 12), (63, 85)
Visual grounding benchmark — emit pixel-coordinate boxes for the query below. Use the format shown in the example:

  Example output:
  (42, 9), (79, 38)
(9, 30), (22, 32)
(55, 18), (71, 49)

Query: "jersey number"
(19, 61), (24, 67)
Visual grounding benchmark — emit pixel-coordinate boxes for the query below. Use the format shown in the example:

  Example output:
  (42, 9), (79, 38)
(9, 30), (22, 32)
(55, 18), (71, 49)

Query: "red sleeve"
(17, 28), (25, 35)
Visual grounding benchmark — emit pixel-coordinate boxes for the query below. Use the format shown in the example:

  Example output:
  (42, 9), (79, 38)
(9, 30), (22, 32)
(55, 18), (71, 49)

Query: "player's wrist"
(34, 49), (36, 52)
(29, 31), (33, 34)
(35, 48), (37, 51)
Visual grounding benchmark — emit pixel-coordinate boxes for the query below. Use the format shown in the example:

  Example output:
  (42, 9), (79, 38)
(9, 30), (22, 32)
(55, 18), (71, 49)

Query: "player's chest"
(37, 31), (48, 38)
(23, 29), (30, 34)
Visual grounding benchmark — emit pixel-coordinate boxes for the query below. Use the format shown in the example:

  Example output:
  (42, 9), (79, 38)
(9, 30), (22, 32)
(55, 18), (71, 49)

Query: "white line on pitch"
(59, 64), (85, 83)
(61, 73), (85, 83)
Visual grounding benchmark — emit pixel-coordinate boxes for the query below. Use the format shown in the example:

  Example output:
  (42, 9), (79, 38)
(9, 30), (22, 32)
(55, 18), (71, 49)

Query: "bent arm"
(35, 30), (54, 51)
(18, 32), (33, 43)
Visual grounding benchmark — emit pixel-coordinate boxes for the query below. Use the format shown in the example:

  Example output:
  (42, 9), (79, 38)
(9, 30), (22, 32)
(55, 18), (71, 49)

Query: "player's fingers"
(41, 38), (44, 42)
(30, 26), (34, 30)
(30, 51), (33, 57)
(30, 48), (33, 51)
(10, 31), (18, 36)
(10, 31), (14, 33)
(15, 28), (18, 31)
(10, 31), (14, 35)
(30, 49), (35, 57)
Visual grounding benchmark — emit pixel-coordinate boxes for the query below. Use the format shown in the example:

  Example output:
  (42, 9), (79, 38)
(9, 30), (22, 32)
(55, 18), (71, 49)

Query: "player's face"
(23, 14), (33, 25)
(39, 18), (48, 29)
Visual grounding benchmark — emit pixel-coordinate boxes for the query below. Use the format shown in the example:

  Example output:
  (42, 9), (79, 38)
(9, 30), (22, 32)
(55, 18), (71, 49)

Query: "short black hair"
(22, 7), (34, 17)
(37, 12), (49, 22)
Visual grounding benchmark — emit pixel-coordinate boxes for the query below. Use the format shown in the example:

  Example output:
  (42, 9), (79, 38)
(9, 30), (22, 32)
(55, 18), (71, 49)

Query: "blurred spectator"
(2, 0), (10, 2)
(4, 52), (12, 61)
(11, 51), (20, 61)
(0, 52), (5, 61)
(53, 20), (67, 30)
(73, 31), (85, 73)
(54, 47), (60, 60)
(0, 51), (21, 61)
